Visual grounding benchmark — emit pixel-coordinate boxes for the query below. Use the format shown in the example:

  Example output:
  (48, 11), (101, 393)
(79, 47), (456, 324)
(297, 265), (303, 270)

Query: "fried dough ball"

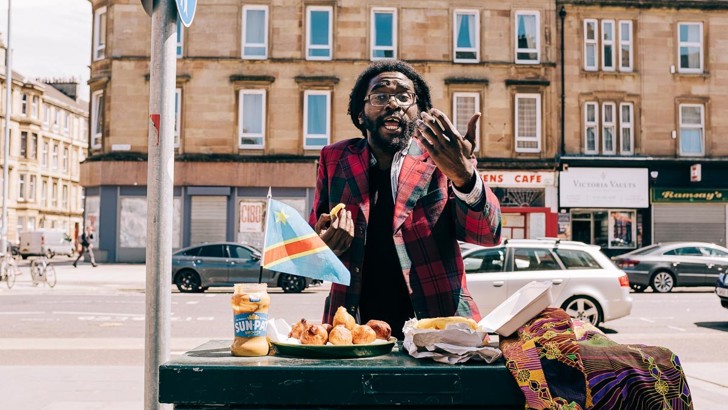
(328, 325), (353, 345)
(365, 320), (392, 340)
(333, 306), (356, 330)
(322, 323), (333, 333)
(351, 324), (377, 345)
(299, 323), (328, 345)
(288, 318), (307, 339)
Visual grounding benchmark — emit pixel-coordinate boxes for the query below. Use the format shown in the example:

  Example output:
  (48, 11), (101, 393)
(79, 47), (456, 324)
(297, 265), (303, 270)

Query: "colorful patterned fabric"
(309, 137), (501, 324)
(500, 308), (693, 410)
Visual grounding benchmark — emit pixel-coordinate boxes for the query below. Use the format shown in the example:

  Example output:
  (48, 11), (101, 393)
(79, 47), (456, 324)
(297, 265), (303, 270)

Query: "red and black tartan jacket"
(310, 137), (502, 325)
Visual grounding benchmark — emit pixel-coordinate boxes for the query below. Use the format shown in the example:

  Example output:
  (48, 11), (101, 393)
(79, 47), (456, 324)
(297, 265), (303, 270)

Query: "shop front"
(558, 167), (649, 257)
(651, 188), (728, 246)
(480, 170), (558, 240)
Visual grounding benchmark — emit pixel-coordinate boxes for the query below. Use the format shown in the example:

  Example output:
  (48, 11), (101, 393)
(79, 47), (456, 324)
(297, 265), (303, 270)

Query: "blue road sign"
(175, 0), (196, 27)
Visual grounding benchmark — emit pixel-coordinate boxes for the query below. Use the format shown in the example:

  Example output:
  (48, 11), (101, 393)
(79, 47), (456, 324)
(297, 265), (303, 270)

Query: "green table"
(159, 340), (524, 409)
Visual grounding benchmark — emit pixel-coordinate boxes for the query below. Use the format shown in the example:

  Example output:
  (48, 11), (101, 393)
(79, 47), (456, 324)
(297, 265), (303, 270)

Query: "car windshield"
(554, 249), (602, 269)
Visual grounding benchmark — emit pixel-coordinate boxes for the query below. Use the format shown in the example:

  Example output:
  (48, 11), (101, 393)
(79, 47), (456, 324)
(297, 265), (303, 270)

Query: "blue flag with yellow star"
(261, 198), (350, 286)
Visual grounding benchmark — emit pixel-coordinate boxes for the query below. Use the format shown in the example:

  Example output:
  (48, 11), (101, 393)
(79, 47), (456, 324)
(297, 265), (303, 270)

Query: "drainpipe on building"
(559, 6), (567, 158)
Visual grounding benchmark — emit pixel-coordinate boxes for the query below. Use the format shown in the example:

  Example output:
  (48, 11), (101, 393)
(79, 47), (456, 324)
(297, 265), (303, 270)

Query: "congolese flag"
(261, 198), (351, 286)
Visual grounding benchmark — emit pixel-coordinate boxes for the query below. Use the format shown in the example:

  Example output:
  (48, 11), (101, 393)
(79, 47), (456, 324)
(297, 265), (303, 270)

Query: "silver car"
(171, 242), (315, 293)
(463, 239), (633, 326)
(613, 242), (728, 293)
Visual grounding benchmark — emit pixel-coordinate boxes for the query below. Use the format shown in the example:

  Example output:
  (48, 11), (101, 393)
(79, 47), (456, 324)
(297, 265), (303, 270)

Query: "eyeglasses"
(364, 92), (417, 107)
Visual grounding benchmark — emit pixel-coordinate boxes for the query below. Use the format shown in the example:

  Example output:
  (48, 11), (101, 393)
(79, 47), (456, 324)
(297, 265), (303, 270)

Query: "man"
(309, 60), (501, 338)
(73, 227), (97, 268)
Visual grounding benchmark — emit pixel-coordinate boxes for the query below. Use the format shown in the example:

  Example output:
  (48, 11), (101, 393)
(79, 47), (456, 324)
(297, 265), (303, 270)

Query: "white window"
(306, 6), (332, 60)
(601, 20), (615, 71)
(371, 8), (397, 60)
(583, 19), (598, 71)
(62, 185), (68, 209)
(176, 18), (184, 58)
(43, 105), (50, 128)
(515, 11), (540, 64)
(514, 93), (541, 152)
(91, 90), (104, 149)
(41, 180), (48, 206)
(679, 104), (704, 156)
(602, 102), (616, 154)
(584, 102), (598, 154)
(41, 141), (48, 167)
(20, 131), (27, 158)
(28, 216), (35, 231)
(63, 147), (69, 171)
(619, 21), (633, 72)
(93, 7), (107, 61)
(31, 96), (39, 118)
(28, 175), (36, 202)
(454, 10), (479, 63)
(52, 182), (58, 207)
(175, 88), (182, 148)
(242, 5), (268, 59)
(63, 111), (69, 134)
(453, 92), (480, 152)
(18, 174), (25, 201)
(21, 94), (27, 115)
(620, 103), (634, 155)
(678, 22), (703, 73)
(30, 133), (37, 160)
(52, 144), (59, 169)
(238, 89), (266, 149)
(303, 90), (330, 149)
(54, 109), (60, 131)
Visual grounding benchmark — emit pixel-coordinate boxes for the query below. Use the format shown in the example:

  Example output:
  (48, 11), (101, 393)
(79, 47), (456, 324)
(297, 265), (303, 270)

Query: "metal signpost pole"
(144, 0), (176, 408)
(2, 0), (12, 257)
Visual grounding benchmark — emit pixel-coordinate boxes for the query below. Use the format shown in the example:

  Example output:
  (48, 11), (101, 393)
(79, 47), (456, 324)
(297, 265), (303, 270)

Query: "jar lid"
(234, 283), (268, 293)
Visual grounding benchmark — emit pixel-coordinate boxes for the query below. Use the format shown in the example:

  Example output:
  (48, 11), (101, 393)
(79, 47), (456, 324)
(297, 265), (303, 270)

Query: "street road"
(0, 262), (727, 408)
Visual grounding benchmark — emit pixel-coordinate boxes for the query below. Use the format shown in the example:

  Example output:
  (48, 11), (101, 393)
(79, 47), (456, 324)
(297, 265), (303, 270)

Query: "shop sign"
(239, 200), (265, 232)
(652, 188), (728, 203)
(559, 168), (648, 208)
(480, 171), (555, 187)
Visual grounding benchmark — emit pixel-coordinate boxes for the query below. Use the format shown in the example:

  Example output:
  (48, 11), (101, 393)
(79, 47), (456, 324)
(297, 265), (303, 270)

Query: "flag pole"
(259, 187), (272, 284)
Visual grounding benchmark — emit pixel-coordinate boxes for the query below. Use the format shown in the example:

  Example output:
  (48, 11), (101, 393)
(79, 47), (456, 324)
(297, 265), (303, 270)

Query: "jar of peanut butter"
(231, 283), (270, 357)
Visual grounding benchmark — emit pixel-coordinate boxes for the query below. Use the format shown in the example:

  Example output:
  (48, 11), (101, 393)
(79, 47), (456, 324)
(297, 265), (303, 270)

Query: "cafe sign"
(480, 171), (555, 188)
(652, 188), (728, 203)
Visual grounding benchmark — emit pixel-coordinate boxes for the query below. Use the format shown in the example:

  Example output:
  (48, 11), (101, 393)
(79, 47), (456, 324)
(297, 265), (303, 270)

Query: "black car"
(171, 242), (315, 293)
(716, 272), (728, 309)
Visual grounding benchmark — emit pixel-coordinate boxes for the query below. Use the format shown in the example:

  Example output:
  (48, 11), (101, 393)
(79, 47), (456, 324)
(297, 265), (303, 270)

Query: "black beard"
(363, 115), (416, 153)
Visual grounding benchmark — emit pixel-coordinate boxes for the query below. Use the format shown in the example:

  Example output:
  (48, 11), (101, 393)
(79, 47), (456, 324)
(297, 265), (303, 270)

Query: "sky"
(0, 0), (92, 99)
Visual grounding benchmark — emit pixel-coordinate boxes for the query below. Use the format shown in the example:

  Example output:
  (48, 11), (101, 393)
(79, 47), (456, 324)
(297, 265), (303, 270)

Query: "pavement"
(2, 262), (727, 409)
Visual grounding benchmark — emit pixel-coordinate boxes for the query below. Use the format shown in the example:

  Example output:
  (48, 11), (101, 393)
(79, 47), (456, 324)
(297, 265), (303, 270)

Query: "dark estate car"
(171, 242), (315, 293)
(613, 242), (728, 293)
(716, 272), (728, 309)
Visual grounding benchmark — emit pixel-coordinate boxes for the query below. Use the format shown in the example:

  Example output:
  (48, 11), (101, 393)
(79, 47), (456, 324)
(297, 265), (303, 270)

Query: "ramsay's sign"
(559, 168), (648, 208)
(480, 171), (555, 187)
(652, 188), (728, 203)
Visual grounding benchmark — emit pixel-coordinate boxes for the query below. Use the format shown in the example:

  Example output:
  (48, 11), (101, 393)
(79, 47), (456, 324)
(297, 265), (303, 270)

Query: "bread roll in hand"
(365, 320), (392, 340)
(351, 324), (377, 345)
(328, 325), (353, 345)
(300, 323), (328, 345)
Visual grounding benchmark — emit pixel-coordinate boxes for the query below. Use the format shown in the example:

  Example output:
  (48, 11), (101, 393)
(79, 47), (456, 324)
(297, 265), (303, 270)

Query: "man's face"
(360, 71), (419, 153)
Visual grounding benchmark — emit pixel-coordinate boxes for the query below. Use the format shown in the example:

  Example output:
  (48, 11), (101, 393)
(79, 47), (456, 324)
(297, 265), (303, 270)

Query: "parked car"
(612, 242), (728, 293)
(716, 272), (728, 309)
(171, 242), (315, 293)
(462, 239), (632, 326)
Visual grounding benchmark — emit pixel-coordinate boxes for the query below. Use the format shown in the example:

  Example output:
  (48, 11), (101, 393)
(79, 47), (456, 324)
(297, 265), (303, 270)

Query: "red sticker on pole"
(150, 114), (161, 145)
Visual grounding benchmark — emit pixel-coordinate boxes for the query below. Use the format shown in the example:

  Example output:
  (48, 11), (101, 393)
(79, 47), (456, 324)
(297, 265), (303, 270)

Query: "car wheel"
(175, 269), (204, 293)
(631, 284), (646, 293)
(561, 296), (603, 326)
(279, 273), (306, 293)
(650, 271), (674, 293)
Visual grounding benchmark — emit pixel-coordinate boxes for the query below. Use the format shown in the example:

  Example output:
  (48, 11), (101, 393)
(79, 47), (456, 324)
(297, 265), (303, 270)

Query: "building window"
(303, 90), (330, 149)
(176, 18), (184, 58)
(21, 94), (27, 115)
(18, 174), (25, 201)
(242, 5), (268, 59)
(584, 102), (598, 154)
(43, 105), (50, 128)
(28, 217), (35, 231)
(93, 7), (107, 61)
(52, 144), (59, 169)
(515, 11), (539, 64)
(602, 102), (616, 154)
(584, 19), (598, 71)
(306, 6), (332, 60)
(619, 21), (633, 72)
(54, 109), (60, 131)
(514, 93), (541, 153)
(453, 92), (480, 152)
(601, 20), (615, 71)
(238, 89), (266, 149)
(620, 103), (634, 154)
(41, 141), (48, 167)
(62, 185), (68, 209)
(371, 8), (396, 60)
(175, 88), (182, 148)
(20, 131), (27, 158)
(678, 22), (703, 73)
(63, 111), (69, 134)
(62, 147), (69, 171)
(30, 133), (37, 160)
(679, 104), (704, 156)
(91, 90), (104, 149)
(31, 96), (39, 118)
(28, 175), (36, 202)
(454, 10), (479, 63)
(41, 180), (47, 207)
(52, 182), (58, 207)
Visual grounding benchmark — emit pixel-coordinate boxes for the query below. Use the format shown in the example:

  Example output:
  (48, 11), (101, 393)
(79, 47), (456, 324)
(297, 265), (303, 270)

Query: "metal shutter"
(190, 196), (227, 245)
(653, 204), (726, 245)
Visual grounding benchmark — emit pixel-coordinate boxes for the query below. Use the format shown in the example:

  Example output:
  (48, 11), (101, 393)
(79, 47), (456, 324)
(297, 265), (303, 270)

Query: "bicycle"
(0, 253), (18, 289)
(30, 256), (57, 288)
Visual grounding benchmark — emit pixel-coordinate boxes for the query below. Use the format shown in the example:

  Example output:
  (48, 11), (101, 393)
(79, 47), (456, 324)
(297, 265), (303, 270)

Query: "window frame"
(452, 92), (480, 152)
(20, 131), (27, 158)
(31, 95), (39, 118)
(93, 6), (107, 61)
(514, 10), (540, 64)
(303, 90), (331, 150)
(601, 102), (617, 154)
(677, 22), (703, 74)
(91, 90), (104, 149)
(619, 102), (634, 155)
(583, 19), (598, 71)
(242, 5), (269, 60)
(17, 174), (25, 201)
(514, 93), (542, 153)
(618, 20), (633, 72)
(370, 7), (397, 61)
(176, 18), (184, 58)
(175, 88), (182, 148)
(584, 101), (599, 154)
(238, 89), (267, 150)
(601, 20), (615, 71)
(306, 6), (333, 61)
(21, 93), (27, 115)
(28, 175), (36, 202)
(453, 9), (480, 63)
(678, 103), (705, 156)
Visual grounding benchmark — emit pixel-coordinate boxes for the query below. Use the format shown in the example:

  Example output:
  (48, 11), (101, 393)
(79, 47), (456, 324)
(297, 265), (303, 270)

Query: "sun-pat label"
(233, 312), (268, 337)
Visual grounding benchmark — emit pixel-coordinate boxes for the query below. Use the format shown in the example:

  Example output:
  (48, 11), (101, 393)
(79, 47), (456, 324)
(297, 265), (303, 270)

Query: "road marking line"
(0, 312), (43, 315)
(52, 311), (144, 317)
(667, 325), (686, 332)
(639, 317), (655, 323)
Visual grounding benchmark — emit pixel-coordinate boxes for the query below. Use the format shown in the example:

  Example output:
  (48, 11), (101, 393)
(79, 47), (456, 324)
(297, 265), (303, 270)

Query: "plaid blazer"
(310, 137), (502, 325)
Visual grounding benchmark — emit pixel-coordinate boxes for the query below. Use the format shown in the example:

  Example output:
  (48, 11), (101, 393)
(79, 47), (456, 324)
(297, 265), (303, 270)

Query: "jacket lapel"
(393, 140), (436, 232)
(339, 138), (371, 223)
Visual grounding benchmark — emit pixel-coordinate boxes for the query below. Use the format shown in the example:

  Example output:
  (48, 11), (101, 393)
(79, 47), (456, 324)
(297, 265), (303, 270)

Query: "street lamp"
(2, 0), (12, 256)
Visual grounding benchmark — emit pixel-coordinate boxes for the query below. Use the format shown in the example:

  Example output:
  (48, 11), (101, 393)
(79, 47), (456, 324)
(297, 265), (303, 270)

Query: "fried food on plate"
(365, 320), (392, 340)
(288, 318), (307, 339)
(300, 323), (328, 345)
(415, 316), (478, 330)
(333, 306), (356, 330)
(351, 324), (377, 345)
(328, 325), (353, 345)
